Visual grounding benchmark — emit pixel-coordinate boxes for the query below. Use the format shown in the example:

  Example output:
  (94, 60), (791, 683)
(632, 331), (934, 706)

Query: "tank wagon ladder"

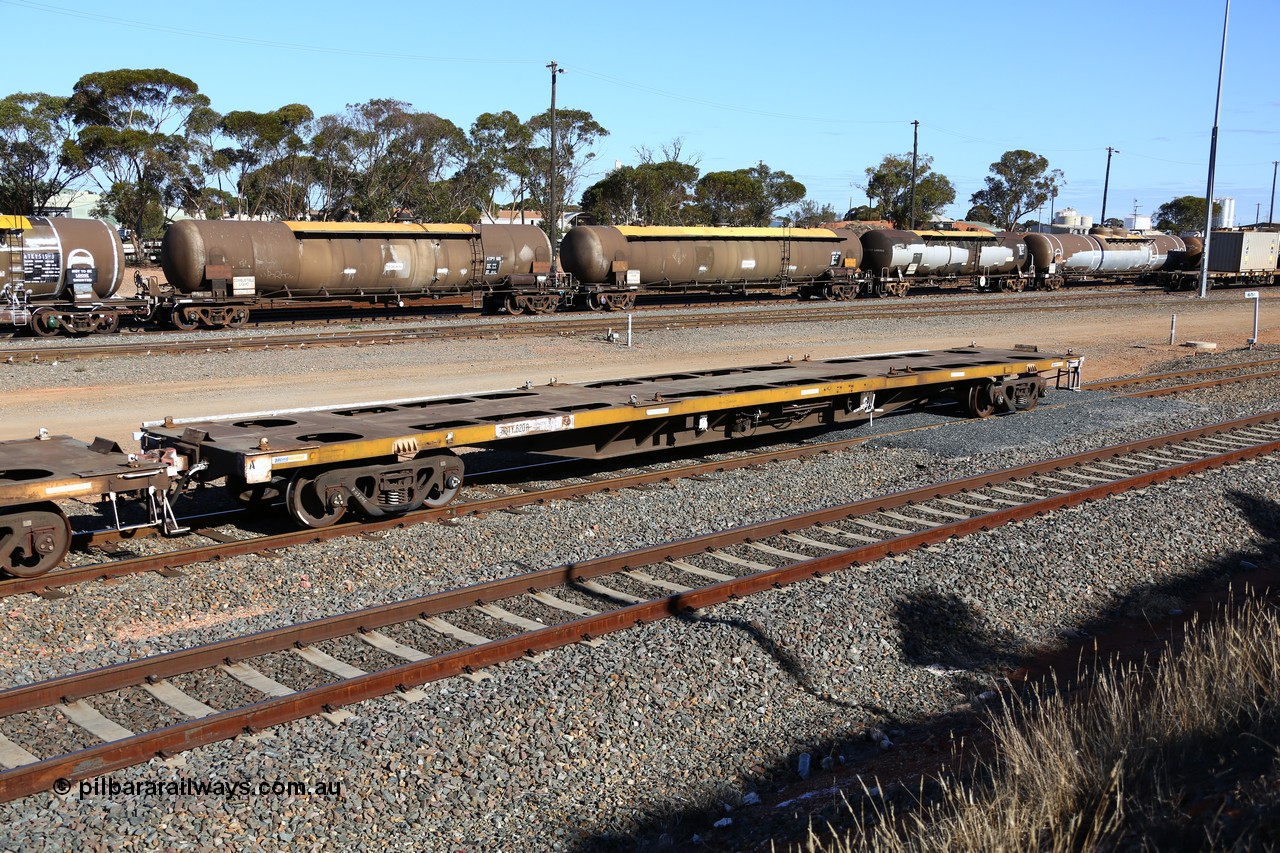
(0, 223), (31, 331)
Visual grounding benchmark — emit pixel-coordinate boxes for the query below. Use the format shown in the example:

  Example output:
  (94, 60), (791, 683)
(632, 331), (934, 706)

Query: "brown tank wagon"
(558, 225), (865, 306)
(158, 220), (557, 327)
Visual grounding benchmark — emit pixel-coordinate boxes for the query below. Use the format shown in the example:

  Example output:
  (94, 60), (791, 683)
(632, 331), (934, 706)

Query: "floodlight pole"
(1269, 160), (1277, 224)
(1100, 147), (1118, 225)
(1199, 0), (1230, 299)
(547, 61), (565, 284)
(908, 120), (919, 230)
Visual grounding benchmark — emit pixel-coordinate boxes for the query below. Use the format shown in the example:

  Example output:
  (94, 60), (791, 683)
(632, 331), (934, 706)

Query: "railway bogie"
(0, 434), (187, 577)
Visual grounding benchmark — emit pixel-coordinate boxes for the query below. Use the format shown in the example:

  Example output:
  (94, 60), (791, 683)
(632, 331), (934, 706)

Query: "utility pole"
(908, 120), (919, 230)
(1269, 160), (1277, 224)
(1100, 146), (1119, 225)
(1199, 0), (1230, 299)
(546, 61), (565, 283)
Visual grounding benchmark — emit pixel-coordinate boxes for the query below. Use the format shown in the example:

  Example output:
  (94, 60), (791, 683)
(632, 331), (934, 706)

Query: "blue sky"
(3, 0), (1277, 224)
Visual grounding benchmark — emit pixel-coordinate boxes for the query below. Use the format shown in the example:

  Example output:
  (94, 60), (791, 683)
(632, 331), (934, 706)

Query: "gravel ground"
(0, 342), (1277, 852)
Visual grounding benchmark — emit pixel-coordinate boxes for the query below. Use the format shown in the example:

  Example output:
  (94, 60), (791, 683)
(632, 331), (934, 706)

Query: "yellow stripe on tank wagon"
(0, 215), (33, 231)
(613, 226), (841, 240)
(230, 356), (1063, 480)
(282, 221), (478, 236)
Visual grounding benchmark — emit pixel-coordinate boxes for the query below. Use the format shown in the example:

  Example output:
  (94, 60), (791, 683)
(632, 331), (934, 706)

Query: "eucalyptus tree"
(219, 104), (314, 219)
(968, 150), (1063, 231)
(524, 107), (608, 240)
(67, 68), (213, 239)
(0, 92), (89, 215)
(693, 163), (805, 226)
(860, 152), (955, 228)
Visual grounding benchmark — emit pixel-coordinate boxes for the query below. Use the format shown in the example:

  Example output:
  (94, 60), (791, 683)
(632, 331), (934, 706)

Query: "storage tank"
(1053, 208), (1081, 228)
(160, 221), (551, 296)
(558, 225), (859, 287)
(859, 228), (1020, 277)
(0, 215), (124, 299)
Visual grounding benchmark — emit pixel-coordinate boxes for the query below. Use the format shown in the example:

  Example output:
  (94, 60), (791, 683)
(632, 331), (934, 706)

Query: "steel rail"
(0, 290), (1178, 362)
(0, 411), (1277, 802)
(1082, 356), (1280, 390)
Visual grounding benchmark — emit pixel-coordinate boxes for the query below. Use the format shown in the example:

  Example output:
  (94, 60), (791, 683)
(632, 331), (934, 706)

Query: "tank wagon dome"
(161, 220), (551, 296)
(0, 215), (124, 299)
(559, 225), (858, 287)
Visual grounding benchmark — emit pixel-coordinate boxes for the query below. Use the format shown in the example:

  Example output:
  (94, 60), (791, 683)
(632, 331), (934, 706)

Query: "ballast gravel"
(0, 345), (1277, 852)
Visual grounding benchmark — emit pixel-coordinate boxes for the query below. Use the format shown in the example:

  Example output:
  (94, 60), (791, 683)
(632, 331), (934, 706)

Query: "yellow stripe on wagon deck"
(0, 215), (33, 231)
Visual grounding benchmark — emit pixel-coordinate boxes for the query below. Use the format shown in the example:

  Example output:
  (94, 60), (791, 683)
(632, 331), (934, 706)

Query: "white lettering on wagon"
(495, 415), (574, 439)
(271, 453), (311, 464)
(44, 483), (94, 495)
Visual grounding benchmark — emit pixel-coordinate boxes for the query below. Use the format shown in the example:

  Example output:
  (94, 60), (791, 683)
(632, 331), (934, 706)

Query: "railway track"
(0, 289), (1189, 362)
(3, 358), (1273, 600)
(0, 411), (1277, 802)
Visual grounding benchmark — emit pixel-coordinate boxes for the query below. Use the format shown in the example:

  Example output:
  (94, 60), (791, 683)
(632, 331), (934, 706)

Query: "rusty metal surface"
(0, 411), (1277, 802)
(139, 348), (1070, 480)
(161, 221), (551, 297)
(559, 225), (855, 286)
(0, 435), (171, 507)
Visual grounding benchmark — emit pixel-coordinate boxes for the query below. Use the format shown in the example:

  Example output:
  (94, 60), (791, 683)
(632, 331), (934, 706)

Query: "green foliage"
(861, 153), (955, 228)
(964, 203), (995, 224)
(0, 92), (87, 214)
(787, 199), (838, 228)
(69, 68), (210, 239)
(968, 150), (1063, 231)
(694, 163), (806, 226)
(580, 160), (700, 225)
(1154, 196), (1219, 233)
(525, 108), (608, 243)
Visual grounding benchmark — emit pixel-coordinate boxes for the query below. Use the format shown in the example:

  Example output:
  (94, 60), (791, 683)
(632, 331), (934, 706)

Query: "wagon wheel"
(586, 293), (606, 312)
(423, 473), (462, 508)
(170, 305), (199, 331)
(885, 281), (910, 298)
(225, 307), (251, 328)
(617, 293), (637, 310)
(98, 312), (121, 334)
(504, 295), (522, 315)
(822, 285), (839, 301)
(0, 504), (71, 578)
(29, 308), (61, 337)
(285, 470), (346, 528)
(965, 384), (996, 419)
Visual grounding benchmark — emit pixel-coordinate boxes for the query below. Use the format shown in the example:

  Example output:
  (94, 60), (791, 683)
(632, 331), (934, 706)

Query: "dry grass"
(806, 593), (1280, 852)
